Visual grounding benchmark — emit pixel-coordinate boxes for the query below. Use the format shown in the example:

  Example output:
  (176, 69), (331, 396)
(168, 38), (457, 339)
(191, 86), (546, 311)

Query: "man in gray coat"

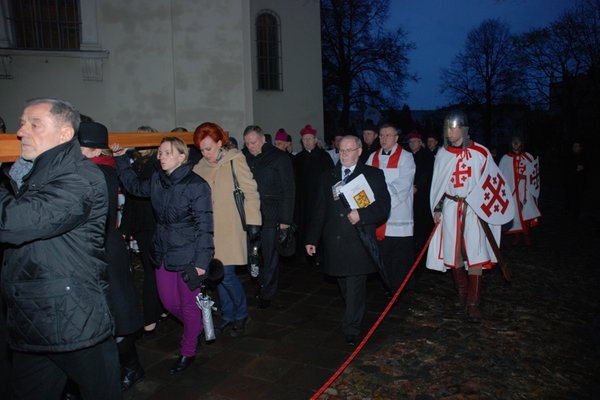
(0, 98), (120, 400)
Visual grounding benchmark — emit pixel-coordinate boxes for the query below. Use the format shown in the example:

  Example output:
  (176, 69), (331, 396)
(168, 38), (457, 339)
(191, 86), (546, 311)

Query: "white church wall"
(249, 0), (324, 153)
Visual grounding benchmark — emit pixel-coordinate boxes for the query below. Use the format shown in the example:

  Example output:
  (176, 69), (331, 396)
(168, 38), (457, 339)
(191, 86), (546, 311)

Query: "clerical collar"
(381, 145), (395, 156)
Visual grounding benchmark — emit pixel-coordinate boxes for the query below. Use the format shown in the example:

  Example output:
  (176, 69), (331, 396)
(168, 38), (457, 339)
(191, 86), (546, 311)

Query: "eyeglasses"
(339, 148), (360, 154)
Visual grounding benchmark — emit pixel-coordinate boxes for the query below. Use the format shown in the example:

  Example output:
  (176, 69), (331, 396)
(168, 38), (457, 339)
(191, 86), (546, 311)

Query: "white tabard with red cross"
(426, 142), (502, 272)
(499, 152), (541, 233)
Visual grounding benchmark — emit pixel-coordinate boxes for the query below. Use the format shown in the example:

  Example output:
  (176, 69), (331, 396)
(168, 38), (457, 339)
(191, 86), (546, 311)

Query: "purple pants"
(156, 265), (203, 357)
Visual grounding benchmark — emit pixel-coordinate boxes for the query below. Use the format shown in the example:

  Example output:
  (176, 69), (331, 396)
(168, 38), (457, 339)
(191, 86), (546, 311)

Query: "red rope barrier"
(310, 223), (439, 400)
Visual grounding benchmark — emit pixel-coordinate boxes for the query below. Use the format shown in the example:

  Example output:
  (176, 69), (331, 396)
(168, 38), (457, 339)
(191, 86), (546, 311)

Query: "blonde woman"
(112, 137), (214, 374)
(193, 122), (261, 337)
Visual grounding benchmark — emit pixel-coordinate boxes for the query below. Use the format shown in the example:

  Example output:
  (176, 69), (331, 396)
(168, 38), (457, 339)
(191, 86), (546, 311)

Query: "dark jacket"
(119, 155), (158, 236)
(411, 147), (435, 245)
(306, 162), (391, 276)
(115, 158), (214, 272)
(0, 138), (114, 352)
(293, 147), (334, 240)
(94, 158), (143, 336)
(243, 143), (295, 227)
(359, 140), (381, 164)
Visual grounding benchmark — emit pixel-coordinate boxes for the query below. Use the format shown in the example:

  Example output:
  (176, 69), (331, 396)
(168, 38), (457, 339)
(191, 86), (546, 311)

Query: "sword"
(478, 217), (511, 283)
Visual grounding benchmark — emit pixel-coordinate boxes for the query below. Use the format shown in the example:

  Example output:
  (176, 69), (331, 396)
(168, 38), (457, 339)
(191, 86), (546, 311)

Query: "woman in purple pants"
(113, 137), (214, 374)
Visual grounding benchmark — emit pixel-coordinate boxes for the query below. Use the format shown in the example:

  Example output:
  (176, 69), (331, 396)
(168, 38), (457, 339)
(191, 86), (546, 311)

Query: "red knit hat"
(275, 128), (288, 141)
(300, 124), (317, 136)
(407, 130), (422, 141)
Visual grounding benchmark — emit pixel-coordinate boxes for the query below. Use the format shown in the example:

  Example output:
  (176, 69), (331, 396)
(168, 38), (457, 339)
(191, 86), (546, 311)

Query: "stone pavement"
(123, 256), (403, 400)
(124, 163), (600, 400)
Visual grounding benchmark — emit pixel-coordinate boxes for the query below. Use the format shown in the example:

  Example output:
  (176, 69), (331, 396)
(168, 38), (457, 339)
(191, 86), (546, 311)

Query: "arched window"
(256, 10), (282, 91)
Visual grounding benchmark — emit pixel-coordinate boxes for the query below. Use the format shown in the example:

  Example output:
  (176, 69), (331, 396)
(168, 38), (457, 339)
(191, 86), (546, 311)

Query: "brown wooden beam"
(1, 132), (195, 162)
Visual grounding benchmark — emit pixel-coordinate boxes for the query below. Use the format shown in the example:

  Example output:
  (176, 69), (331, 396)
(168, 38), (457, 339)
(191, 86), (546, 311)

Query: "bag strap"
(230, 160), (241, 190)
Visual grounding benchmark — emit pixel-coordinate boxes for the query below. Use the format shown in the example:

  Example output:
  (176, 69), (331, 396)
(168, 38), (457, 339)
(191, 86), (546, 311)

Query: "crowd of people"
(0, 97), (586, 399)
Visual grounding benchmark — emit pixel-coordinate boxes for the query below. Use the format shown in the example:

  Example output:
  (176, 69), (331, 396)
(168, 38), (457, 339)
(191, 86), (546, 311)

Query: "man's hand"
(347, 209), (360, 225)
(305, 244), (316, 256)
(434, 211), (442, 224)
(279, 223), (290, 230)
(110, 143), (127, 157)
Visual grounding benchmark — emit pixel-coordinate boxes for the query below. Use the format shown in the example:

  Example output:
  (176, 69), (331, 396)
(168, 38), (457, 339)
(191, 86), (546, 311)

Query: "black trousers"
(11, 337), (121, 400)
(136, 229), (164, 326)
(337, 274), (368, 336)
(378, 235), (414, 292)
(258, 227), (279, 301)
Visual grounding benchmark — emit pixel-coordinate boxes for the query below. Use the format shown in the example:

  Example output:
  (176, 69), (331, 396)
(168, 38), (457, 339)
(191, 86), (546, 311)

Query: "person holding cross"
(426, 110), (505, 322)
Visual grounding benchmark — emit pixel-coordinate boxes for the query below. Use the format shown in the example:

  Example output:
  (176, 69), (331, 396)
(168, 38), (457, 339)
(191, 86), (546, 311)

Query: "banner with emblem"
(465, 160), (514, 225)
(526, 156), (541, 199)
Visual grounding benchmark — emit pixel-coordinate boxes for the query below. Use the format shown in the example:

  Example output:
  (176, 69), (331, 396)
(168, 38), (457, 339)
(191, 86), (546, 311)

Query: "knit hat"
(275, 128), (289, 142)
(300, 124), (317, 136)
(78, 122), (109, 149)
(407, 130), (422, 141)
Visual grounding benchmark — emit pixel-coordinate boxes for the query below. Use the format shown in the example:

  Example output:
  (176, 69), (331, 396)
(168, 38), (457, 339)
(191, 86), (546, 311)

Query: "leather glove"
(181, 265), (206, 291)
(247, 225), (261, 244)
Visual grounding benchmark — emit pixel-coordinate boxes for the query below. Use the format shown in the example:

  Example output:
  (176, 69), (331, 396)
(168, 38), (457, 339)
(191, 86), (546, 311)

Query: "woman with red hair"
(193, 122), (261, 337)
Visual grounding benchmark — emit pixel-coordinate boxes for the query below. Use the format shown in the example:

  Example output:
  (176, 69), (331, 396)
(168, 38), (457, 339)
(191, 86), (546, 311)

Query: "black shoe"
(215, 320), (234, 336)
(344, 334), (358, 345)
(258, 298), (271, 309)
(121, 367), (144, 391)
(230, 317), (249, 337)
(169, 355), (195, 374)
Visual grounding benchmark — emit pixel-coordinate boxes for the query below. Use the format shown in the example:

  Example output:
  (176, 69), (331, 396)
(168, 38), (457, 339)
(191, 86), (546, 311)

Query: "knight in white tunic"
(426, 110), (504, 322)
(498, 136), (541, 246)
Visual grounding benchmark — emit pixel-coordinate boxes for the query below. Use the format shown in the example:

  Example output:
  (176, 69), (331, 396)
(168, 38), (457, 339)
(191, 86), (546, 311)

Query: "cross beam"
(0, 132), (195, 162)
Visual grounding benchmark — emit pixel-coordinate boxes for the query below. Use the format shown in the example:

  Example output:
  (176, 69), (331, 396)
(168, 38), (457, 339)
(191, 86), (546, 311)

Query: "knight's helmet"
(443, 110), (470, 148)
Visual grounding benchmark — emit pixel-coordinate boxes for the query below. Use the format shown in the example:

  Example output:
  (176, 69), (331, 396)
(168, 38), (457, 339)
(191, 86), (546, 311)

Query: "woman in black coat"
(78, 122), (145, 391)
(119, 129), (164, 334)
(113, 136), (214, 375)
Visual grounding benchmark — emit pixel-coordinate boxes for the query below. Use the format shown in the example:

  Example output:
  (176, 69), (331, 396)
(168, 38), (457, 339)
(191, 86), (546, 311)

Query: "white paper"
(339, 173), (376, 209)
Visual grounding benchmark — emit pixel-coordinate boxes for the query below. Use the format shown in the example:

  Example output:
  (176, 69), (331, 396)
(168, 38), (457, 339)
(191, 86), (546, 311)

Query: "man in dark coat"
(407, 131), (435, 261)
(243, 125), (295, 309)
(0, 98), (120, 399)
(306, 135), (390, 345)
(359, 122), (381, 163)
(293, 124), (334, 265)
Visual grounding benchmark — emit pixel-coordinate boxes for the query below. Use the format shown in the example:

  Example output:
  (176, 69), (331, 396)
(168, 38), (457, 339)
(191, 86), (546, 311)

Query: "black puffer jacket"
(115, 158), (214, 272)
(0, 139), (114, 352)
(243, 143), (295, 227)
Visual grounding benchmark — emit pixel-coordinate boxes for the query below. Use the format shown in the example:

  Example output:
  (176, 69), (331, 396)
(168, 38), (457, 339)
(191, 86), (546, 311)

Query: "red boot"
(451, 267), (468, 306)
(466, 274), (482, 323)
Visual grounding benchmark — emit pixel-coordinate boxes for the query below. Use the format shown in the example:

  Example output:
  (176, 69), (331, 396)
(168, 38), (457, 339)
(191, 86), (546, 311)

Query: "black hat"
(78, 121), (109, 149)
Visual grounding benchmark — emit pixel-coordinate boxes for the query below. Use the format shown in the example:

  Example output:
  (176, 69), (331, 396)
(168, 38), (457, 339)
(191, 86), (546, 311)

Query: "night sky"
(387, 0), (574, 110)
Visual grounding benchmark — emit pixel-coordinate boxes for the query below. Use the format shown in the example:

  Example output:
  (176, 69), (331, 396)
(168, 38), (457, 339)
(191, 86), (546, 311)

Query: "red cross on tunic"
(450, 160), (472, 188)
(481, 173), (509, 217)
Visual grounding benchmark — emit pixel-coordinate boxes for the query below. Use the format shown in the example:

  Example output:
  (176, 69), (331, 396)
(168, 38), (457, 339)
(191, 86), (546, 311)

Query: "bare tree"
(515, 0), (600, 141)
(321, 0), (416, 130)
(440, 19), (520, 145)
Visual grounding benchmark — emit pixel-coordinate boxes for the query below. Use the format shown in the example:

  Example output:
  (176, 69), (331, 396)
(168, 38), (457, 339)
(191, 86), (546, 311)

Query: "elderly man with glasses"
(305, 135), (390, 345)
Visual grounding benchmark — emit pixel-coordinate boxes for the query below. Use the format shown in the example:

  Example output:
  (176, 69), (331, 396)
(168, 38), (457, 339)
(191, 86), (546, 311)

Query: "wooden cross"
(0, 132), (195, 162)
